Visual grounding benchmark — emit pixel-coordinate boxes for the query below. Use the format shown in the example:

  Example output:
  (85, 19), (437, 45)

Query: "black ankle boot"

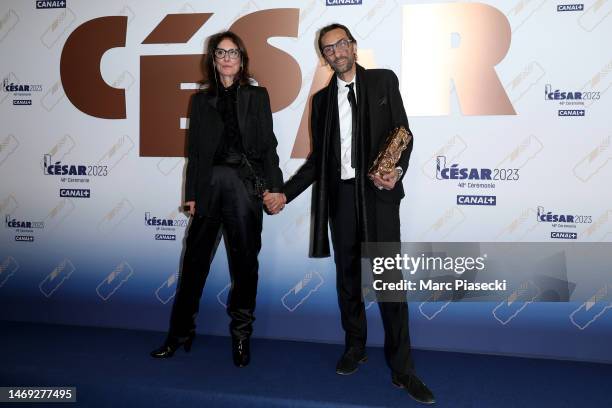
(232, 338), (250, 367)
(150, 332), (195, 358)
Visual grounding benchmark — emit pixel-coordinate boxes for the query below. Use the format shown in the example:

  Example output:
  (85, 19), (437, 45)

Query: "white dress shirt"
(337, 75), (356, 180)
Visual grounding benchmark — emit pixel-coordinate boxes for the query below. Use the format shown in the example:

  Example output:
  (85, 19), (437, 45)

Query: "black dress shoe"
(232, 338), (250, 367)
(335, 347), (367, 375)
(392, 372), (435, 405)
(150, 332), (195, 358)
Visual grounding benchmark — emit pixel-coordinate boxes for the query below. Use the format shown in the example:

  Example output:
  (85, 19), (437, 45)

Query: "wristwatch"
(395, 166), (404, 179)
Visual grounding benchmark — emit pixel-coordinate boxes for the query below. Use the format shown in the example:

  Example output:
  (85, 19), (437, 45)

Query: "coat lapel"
(355, 64), (372, 243)
(310, 77), (336, 257)
(355, 64), (372, 162)
(328, 76), (341, 164)
(203, 93), (223, 150)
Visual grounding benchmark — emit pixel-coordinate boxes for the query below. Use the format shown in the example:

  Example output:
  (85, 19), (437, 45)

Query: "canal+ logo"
(457, 195), (496, 206)
(557, 4), (584, 12)
(558, 110), (585, 117)
(60, 189), (90, 198)
(155, 234), (176, 241)
(551, 232), (577, 240)
(36, 1), (66, 9)
(326, 0), (363, 5)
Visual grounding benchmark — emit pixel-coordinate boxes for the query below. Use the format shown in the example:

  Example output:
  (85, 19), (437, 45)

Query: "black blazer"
(185, 85), (283, 214)
(283, 65), (413, 257)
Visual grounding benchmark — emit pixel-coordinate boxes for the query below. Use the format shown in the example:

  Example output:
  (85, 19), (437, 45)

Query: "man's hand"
(185, 201), (195, 216)
(263, 191), (287, 214)
(369, 169), (400, 191)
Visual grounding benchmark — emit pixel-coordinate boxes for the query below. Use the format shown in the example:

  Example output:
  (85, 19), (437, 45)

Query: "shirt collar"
(337, 74), (356, 91)
(221, 79), (240, 93)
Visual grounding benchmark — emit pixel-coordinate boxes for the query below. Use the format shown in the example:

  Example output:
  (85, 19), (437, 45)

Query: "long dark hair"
(203, 31), (252, 95)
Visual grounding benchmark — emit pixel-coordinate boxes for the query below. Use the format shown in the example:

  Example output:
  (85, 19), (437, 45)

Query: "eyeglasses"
(321, 38), (352, 57)
(213, 48), (241, 60)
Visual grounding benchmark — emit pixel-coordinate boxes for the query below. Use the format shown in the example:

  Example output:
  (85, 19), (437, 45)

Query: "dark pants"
(167, 165), (263, 342)
(329, 179), (414, 375)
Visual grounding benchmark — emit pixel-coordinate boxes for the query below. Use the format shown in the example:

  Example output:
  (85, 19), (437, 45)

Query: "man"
(264, 24), (435, 404)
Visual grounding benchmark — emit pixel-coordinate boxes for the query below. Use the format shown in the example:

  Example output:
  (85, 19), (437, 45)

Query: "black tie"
(346, 83), (357, 169)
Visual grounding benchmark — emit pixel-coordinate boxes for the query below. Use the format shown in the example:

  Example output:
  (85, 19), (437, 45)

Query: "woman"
(150, 31), (284, 367)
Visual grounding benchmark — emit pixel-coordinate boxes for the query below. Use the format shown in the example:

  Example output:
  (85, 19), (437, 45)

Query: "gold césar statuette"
(368, 126), (412, 177)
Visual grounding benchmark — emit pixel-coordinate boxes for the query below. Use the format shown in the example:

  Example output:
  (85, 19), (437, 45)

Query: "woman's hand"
(263, 191), (286, 214)
(185, 201), (196, 216)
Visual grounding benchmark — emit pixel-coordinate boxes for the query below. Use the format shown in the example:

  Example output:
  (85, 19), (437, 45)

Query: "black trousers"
(329, 179), (415, 375)
(167, 165), (263, 342)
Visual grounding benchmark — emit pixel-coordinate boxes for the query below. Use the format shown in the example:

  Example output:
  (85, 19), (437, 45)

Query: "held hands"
(369, 168), (400, 191)
(263, 190), (287, 215)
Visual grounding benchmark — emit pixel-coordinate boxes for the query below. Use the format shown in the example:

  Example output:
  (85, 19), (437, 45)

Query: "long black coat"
(283, 64), (413, 257)
(185, 85), (283, 215)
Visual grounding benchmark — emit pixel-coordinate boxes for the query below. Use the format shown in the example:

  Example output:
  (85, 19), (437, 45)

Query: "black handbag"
(239, 154), (266, 199)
